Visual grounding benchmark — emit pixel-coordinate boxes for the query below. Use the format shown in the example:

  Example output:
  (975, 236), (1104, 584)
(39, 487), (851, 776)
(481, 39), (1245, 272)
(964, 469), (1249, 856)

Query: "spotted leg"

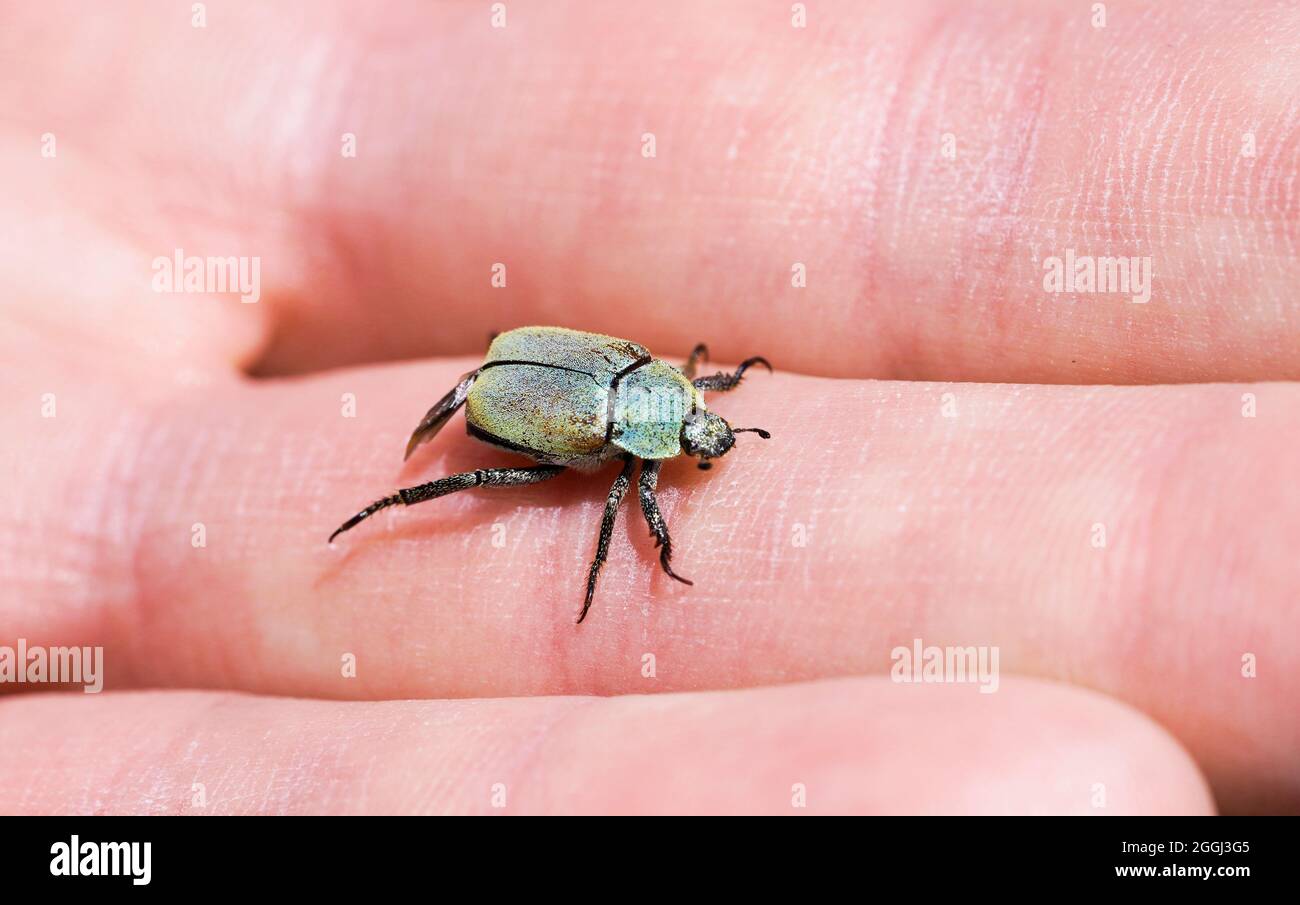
(637, 460), (694, 587)
(579, 455), (636, 624)
(329, 465), (565, 543)
(682, 343), (709, 379)
(691, 356), (771, 392)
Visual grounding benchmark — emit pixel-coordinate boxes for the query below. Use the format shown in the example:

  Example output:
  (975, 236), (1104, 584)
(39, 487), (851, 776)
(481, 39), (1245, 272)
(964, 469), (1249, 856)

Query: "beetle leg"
(403, 368), (482, 461)
(328, 465), (565, 543)
(637, 460), (694, 587)
(690, 356), (772, 392)
(579, 455), (636, 624)
(681, 343), (709, 379)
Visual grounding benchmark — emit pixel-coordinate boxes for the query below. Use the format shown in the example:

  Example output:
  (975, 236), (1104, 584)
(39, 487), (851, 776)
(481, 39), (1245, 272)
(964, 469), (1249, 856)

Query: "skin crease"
(0, 0), (1296, 815)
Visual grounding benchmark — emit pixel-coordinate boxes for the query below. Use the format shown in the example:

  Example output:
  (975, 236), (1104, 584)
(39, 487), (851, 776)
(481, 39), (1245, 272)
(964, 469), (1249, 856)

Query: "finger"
(0, 678), (1213, 815)
(2, 1), (1297, 381)
(3, 360), (1295, 811)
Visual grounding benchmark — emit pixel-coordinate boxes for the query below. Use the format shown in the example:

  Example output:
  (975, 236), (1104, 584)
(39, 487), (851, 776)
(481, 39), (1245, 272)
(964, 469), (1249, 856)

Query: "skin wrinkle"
(120, 390), (277, 689)
(1139, 45), (1178, 246)
(17, 408), (148, 670)
(885, 11), (948, 260)
(1155, 62), (1197, 244)
(972, 21), (1055, 344)
(503, 694), (603, 811)
(842, 13), (928, 378)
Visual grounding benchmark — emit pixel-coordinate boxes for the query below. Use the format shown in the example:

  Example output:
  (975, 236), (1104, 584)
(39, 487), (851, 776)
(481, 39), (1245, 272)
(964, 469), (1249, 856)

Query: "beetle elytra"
(328, 326), (771, 623)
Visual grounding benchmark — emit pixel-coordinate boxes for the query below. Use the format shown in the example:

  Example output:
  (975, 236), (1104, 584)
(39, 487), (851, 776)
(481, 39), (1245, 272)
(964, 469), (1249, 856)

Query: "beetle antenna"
(734, 427), (771, 439)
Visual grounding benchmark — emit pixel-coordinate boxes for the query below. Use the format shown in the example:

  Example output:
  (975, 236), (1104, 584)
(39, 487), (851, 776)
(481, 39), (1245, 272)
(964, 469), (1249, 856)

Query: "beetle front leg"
(691, 356), (772, 392)
(579, 455), (636, 624)
(681, 343), (709, 379)
(329, 465), (565, 543)
(637, 460), (693, 587)
(403, 368), (482, 461)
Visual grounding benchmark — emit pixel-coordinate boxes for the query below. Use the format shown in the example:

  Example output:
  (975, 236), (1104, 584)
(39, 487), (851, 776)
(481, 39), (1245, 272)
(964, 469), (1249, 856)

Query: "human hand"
(1, 0), (1295, 815)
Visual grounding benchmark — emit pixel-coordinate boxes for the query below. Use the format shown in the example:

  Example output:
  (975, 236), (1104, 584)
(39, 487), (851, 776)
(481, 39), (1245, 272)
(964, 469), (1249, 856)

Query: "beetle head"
(681, 411), (733, 465)
(682, 412), (770, 469)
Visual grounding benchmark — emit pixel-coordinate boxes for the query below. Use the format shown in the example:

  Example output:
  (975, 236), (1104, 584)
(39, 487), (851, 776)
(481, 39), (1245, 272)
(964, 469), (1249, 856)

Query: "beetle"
(328, 326), (771, 623)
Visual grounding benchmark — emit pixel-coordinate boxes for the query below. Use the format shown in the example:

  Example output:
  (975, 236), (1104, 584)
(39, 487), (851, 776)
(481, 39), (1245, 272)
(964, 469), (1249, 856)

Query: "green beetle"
(329, 326), (771, 622)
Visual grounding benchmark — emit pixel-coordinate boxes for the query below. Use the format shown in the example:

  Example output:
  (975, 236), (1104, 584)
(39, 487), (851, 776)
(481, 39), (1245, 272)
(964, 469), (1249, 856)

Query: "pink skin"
(0, 680), (1211, 816)
(0, 0), (1296, 814)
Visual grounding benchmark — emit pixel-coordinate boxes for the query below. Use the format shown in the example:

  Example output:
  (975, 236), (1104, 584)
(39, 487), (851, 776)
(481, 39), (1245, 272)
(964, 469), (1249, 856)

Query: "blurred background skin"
(0, 0), (1296, 815)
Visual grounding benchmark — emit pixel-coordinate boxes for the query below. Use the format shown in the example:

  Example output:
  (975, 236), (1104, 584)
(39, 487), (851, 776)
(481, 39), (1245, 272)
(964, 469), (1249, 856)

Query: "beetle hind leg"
(579, 455), (636, 624)
(691, 356), (772, 392)
(329, 465), (565, 543)
(637, 460), (694, 587)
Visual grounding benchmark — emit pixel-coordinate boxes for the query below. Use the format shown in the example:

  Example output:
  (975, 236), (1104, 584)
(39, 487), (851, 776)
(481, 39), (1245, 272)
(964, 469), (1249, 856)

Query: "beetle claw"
(664, 566), (694, 586)
(659, 547), (693, 586)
